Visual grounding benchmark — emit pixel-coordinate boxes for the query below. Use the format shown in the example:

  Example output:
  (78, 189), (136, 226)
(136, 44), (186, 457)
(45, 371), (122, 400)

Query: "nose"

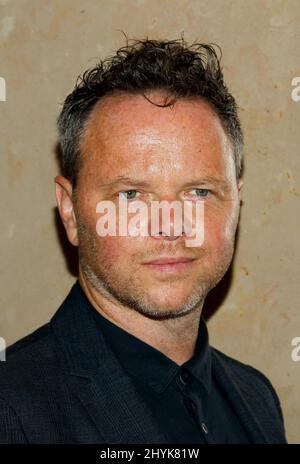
(149, 200), (186, 242)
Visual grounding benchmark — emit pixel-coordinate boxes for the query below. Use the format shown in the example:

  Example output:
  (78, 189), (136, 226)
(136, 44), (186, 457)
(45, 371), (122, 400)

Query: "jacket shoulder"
(212, 346), (279, 391)
(0, 323), (59, 395)
(0, 323), (62, 443)
(211, 347), (286, 429)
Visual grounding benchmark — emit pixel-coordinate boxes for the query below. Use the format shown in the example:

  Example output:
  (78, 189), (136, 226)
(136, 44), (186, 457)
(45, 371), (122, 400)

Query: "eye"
(119, 190), (139, 200)
(190, 188), (210, 197)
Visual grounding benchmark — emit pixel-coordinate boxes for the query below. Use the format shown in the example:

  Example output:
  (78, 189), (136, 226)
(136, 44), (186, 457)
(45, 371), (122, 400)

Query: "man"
(0, 38), (287, 443)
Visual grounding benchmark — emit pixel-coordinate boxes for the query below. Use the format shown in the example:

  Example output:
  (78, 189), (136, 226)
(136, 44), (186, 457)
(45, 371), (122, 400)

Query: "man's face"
(67, 91), (242, 319)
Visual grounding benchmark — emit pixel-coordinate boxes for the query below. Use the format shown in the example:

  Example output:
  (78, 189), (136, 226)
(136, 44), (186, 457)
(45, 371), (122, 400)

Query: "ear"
(55, 176), (79, 246)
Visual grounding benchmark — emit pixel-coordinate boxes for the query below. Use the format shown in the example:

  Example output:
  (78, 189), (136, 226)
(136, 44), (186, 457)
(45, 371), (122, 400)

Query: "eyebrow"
(181, 176), (231, 191)
(99, 177), (152, 189)
(99, 175), (231, 191)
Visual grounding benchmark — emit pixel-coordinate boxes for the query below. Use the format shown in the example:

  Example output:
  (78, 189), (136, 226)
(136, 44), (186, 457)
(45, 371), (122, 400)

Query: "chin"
(146, 293), (193, 311)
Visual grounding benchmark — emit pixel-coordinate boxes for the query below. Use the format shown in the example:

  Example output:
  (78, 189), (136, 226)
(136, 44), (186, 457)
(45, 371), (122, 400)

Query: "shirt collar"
(76, 280), (212, 395)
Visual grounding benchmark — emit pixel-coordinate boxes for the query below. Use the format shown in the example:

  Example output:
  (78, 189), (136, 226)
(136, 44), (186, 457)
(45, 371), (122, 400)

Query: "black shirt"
(80, 283), (251, 443)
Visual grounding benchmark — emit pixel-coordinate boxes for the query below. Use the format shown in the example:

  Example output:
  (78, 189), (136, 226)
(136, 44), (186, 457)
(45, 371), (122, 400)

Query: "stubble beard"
(76, 216), (235, 321)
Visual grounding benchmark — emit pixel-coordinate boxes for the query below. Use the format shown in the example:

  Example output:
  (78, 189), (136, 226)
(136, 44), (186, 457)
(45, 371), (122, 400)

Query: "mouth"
(142, 257), (197, 273)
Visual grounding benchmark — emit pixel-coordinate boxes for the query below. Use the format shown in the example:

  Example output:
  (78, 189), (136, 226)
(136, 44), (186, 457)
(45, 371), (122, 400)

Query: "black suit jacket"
(0, 281), (287, 443)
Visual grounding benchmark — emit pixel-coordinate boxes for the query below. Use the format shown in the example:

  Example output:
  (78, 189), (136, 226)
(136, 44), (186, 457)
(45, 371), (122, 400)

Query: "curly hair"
(57, 37), (244, 185)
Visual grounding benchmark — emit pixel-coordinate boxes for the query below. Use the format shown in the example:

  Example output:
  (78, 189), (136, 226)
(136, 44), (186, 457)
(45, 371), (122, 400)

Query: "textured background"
(0, 0), (299, 443)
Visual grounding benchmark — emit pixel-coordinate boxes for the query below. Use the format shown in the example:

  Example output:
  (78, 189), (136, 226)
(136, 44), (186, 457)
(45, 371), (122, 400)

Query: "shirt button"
(183, 397), (197, 419)
(201, 422), (209, 434)
(179, 369), (190, 385)
(190, 400), (197, 413)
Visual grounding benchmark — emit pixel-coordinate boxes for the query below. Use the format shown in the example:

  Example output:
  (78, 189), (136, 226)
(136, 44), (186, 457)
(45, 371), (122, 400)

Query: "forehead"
(80, 91), (234, 180)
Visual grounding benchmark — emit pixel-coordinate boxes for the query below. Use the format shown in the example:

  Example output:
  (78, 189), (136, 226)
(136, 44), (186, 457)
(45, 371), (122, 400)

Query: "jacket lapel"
(211, 350), (270, 444)
(51, 282), (170, 444)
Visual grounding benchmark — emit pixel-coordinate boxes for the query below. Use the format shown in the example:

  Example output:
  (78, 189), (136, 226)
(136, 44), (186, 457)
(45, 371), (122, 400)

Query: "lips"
(143, 256), (197, 274)
(144, 257), (196, 265)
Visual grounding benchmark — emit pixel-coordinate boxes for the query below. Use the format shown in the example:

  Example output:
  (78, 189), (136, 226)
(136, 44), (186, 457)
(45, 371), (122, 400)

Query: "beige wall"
(0, 0), (299, 443)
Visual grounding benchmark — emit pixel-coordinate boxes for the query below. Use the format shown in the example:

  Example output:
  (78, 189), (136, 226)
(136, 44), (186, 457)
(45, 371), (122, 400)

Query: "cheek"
(94, 235), (139, 267)
(204, 220), (223, 249)
(95, 236), (123, 264)
(203, 210), (236, 249)
(79, 196), (143, 265)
